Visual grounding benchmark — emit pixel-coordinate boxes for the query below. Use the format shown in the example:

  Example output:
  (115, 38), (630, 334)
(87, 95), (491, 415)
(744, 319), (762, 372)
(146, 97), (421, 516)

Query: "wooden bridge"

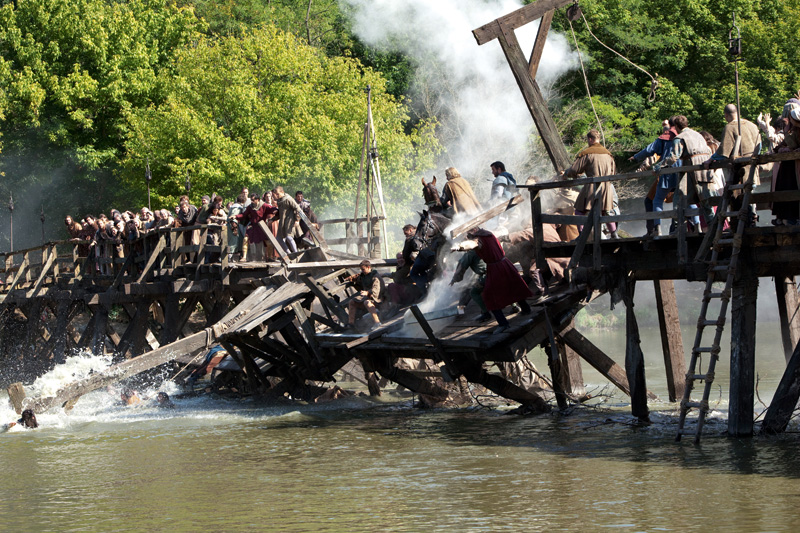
(5, 0), (800, 443)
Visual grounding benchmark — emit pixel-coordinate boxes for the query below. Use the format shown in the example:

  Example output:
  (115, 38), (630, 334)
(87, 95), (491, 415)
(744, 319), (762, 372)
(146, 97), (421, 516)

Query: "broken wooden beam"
(450, 194), (524, 240)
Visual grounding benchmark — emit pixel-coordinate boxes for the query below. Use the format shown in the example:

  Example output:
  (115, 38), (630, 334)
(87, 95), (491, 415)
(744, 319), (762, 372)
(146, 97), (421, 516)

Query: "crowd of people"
(61, 99), (797, 333)
(65, 186), (320, 272)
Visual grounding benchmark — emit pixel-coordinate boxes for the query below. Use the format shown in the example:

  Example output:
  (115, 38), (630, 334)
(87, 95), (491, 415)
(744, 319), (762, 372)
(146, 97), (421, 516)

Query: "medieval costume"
(468, 228), (533, 333)
(276, 194), (304, 253)
(441, 175), (481, 216)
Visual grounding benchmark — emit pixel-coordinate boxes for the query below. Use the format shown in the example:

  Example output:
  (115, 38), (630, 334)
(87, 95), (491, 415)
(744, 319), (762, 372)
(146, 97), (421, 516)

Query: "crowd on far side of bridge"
(64, 186), (320, 274)
(562, 97), (800, 239)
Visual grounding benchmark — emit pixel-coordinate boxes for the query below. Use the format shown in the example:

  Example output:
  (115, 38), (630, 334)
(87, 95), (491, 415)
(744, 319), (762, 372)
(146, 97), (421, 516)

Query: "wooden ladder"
(676, 161), (757, 443)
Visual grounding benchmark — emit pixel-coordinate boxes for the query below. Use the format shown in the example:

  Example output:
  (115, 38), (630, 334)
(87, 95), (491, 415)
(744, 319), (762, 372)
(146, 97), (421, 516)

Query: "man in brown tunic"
(272, 186), (304, 254)
(561, 129), (619, 238)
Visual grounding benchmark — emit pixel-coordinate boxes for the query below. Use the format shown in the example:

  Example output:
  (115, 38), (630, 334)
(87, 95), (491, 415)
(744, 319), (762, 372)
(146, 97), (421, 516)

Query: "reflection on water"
(1, 325), (799, 532)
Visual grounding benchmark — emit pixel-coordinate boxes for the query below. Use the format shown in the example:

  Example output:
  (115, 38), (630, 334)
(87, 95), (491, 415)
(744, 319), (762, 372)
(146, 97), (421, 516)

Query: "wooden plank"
(258, 220), (289, 264)
(495, 22), (570, 172)
(528, 9), (554, 79)
(531, 191), (547, 274)
(775, 275), (800, 363)
(566, 211), (593, 282)
(409, 305), (455, 377)
(300, 273), (350, 325)
(729, 271), (758, 437)
(760, 338), (800, 435)
(653, 280), (686, 402)
(291, 301), (323, 364)
(472, 0), (572, 45)
(558, 326), (631, 396)
(449, 194), (524, 239)
(29, 246), (57, 297)
(540, 214), (589, 225)
(136, 234), (166, 283)
(286, 259), (397, 272)
(7, 383), (26, 414)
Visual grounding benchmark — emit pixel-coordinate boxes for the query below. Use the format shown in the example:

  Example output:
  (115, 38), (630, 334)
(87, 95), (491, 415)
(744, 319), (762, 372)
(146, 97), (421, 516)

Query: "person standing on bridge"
(655, 115), (712, 232)
(630, 118), (677, 237)
(272, 186), (304, 254)
(464, 227), (532, 335)
(703, 104), (762, 224)
(561, 129), (619, 239)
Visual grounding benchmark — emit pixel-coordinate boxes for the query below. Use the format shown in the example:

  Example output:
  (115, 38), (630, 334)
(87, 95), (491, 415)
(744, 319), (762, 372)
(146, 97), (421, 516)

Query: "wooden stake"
(653, 280), (686, 401)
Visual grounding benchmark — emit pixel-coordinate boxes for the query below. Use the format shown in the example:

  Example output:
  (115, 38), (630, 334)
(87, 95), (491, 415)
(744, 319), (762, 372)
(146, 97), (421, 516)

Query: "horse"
(409, 208), (452, 289)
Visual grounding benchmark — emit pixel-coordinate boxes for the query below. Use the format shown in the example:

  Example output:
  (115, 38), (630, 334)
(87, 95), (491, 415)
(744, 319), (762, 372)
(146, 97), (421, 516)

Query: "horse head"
(421, 176), (443, 212)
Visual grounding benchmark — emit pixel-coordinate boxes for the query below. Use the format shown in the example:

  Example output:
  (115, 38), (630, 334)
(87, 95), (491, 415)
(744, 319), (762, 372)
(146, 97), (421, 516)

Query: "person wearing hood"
(561, 129), (619, 239)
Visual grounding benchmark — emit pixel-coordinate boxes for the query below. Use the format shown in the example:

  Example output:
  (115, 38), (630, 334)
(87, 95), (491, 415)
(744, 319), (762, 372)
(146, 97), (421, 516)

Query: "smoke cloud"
(341, 0), (578, 188)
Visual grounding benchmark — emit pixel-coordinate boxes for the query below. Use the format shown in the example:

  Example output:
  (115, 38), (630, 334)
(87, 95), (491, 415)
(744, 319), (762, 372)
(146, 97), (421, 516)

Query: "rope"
(566, 8), (661, 145)
(579, 11), (659, 102)
(568, 17), (606, 146)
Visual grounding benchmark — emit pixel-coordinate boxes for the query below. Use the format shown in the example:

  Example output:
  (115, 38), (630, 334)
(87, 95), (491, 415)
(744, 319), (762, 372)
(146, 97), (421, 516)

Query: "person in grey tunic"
(272, 185), (304, 253)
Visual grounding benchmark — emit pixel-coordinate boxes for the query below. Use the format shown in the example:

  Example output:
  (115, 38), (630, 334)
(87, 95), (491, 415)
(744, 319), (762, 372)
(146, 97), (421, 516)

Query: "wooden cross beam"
(472, 0), (573, 172)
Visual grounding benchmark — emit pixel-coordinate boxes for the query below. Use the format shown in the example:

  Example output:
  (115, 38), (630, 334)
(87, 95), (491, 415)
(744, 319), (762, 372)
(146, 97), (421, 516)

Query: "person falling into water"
(3, 409), (39, 431)
(156, 392), (175, 409)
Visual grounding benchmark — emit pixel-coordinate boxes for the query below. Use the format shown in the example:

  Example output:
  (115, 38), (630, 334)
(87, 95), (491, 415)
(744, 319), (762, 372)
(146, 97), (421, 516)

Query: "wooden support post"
(23, 299), (44, 353)
(531, 191), (547, 274)
(676, 175), (687, 264)
(357, 221), (367, 257)
(761, 338), (800, 434)
(204, 291), (230, 327)
(49, 300), (72, 364)
(775, 275), (800, 363)
(544, 309), (568, 409)
(624, 279), (650, 421)
(555, 319), (585, 397)
(493, 20), (571, 172)
(653, 280), (686, 402)
(729, 270), (758, 437)
(410, 305), (457, 380)
(592, 204), (602, 270)
(114, 301), (150, 361)
(91, 304), (109, 356)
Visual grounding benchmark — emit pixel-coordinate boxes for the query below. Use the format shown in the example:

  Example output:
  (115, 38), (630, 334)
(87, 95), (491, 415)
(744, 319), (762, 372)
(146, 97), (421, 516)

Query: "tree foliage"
(120, 26), (438, 215)
(546, 0), (800, 151)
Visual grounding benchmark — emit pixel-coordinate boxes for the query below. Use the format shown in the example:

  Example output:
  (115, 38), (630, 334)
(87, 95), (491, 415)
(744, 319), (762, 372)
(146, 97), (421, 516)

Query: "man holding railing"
(655, 115), (712, 233)
(561, 129), (619, 239)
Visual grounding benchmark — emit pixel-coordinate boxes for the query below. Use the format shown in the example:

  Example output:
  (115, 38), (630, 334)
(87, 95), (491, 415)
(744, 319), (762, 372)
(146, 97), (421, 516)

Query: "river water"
(1, 323), (799, 532)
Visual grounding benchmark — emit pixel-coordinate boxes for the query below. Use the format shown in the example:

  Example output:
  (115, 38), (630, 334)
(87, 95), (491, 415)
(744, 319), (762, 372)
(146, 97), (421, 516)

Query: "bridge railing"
(0, 223), (231, 296)
(521, 150), (800, 276)
(317, 216), (385, 257)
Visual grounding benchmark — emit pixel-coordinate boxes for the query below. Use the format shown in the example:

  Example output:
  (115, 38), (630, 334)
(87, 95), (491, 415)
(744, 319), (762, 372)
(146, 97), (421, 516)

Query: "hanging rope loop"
(566, 4), (661, 144)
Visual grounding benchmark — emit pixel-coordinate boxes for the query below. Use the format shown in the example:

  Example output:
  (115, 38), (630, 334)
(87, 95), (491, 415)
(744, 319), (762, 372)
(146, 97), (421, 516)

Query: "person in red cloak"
(466, 227), (533, 334)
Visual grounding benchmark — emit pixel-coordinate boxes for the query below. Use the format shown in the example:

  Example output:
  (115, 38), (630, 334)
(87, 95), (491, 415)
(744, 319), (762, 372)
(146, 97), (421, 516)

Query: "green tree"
(0, 0), (200, 221)
(546, 0), (800, 152)
(121, 26), (438, 221)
